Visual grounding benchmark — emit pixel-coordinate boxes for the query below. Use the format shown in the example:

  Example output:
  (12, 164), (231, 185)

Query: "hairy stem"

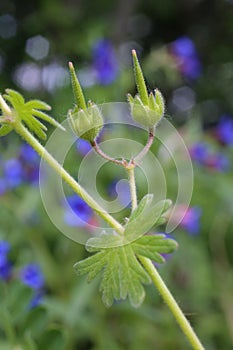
(126, 161), (204, 350)
(90, 139), (126, 166)
(139, 257), (205, 350)
(134, 127), (154, 164)
(127, 166), (137, 211)
(13, 121), (124, 235)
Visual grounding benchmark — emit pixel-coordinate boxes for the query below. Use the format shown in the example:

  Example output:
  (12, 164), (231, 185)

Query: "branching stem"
(13, 121), (124, 235)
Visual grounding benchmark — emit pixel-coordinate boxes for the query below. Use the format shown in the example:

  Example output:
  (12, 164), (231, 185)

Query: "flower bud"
(127, 88), (164, 127)
(68, 101), (103, 141)
(129, 50), (165, 128)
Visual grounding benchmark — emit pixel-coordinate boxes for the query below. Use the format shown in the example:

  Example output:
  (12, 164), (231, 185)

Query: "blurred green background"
(1, 0), (233, 349)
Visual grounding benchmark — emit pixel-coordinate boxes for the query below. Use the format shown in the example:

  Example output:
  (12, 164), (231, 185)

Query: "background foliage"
(0, 0), (233, 349)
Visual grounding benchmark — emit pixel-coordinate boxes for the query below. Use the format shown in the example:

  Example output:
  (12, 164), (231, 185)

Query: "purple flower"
(64, 194), (93, 227)
(20, 263), (44, 290)
(30, 290), (44, 308)
(4, 158), (23, 188)
(215, 115), (233, 145)
(0, 261), (12, 280)
(76, 139), (92, 156)
(20, 144), (40, 184)
(19, 144), (39, 164)
(205, 153), (230, 172)
(0, 240), (12, 280)
(180, 206), (202, 235)
(189, 142), (230, 172)
(170, 36), (202, 79)
(189, 143), (209, 165)
(92, 39), (119, 85)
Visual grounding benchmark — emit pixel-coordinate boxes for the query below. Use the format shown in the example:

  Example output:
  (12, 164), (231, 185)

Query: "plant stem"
(127, 164), (204, 350)
(134, 127), (154, 164)
(13, 121), (124, 235)
(127, 166), (137, 211)
(139, 256), (205, 350)
(90, 139), (126, 167)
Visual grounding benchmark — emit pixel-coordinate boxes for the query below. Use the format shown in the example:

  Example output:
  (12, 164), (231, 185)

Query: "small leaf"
(74, 250), (108, 282)
(2, 89), (65, 140)
(32, 109), (65, 131)
(74, 244), (151, 308)
(26, 100), (51, 111)
(132, 234), (178, 263)
(99, 245), (151, 307)
(124, 196), (172, 241)
(4, 89), (25, 109)
(0, 124), (13, 136)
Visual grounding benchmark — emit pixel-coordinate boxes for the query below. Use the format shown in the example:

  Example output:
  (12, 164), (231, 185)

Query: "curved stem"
(134, 127), (154, 164)
(90, 139), (126, 167)
(139, 257), (205, 350)
(13, 121), (124, 235)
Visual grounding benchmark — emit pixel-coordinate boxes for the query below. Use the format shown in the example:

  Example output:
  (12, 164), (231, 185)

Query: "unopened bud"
(69, 101), (103, 141)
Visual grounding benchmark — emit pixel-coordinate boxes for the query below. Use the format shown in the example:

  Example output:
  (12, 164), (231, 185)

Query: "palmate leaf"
(124, 194), (172, 242)
(74, 229), (178, 307)
(2, 89), (64, 140)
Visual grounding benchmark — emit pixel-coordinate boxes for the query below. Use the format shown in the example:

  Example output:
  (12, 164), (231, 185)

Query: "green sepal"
(68, 101), (103, 141)
(132, 50), (149, 106)
(68, 62), (87, 110)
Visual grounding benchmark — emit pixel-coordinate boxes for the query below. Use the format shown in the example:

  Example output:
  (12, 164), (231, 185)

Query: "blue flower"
(20, 144), (40, 184)
(19, 144), (39, 164)
(170, 36), (202, 79)
(0, 240), (12, 280)
(30, 290), (44, 308)
(76, 139), (92, 156)
(189, 143), (209, 165)
(189, 142), (230, 172)
(215, 115), (233, 145)
(64, 194), (93, 227)
(3, 158), (24, 188)
(20, 263), (44, 290)
(0, 261), (12, 280)
(180, 206), (202, 235)
(92, 39), (119, 85)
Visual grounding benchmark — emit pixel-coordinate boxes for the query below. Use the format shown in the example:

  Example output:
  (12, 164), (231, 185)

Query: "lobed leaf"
(124, 195), (172, 241)
(2, 89), (65, 140)
(132, 234), (178, 263)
